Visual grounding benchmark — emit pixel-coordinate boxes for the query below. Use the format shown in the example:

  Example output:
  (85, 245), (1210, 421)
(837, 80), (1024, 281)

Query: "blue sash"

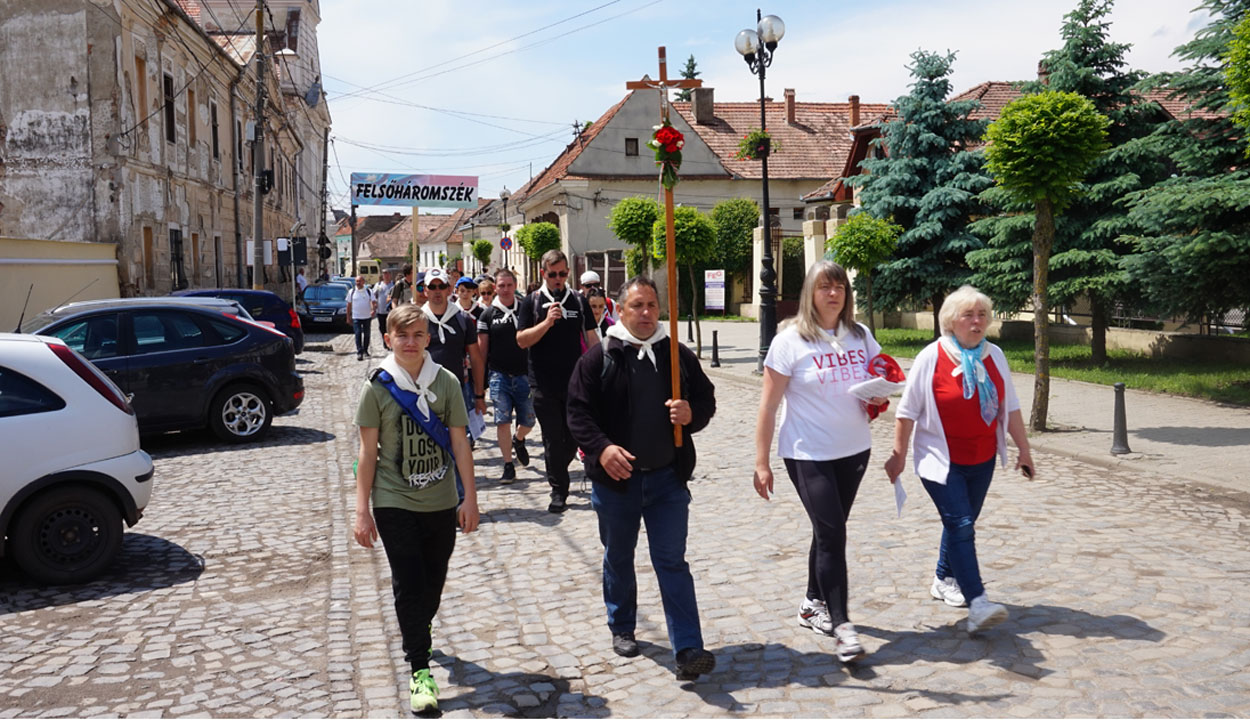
(373, 369), (454, 458)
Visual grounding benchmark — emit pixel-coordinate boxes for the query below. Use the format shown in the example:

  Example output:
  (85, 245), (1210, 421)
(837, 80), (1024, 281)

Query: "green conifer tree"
(846, 51), (993, 337)
(1122, 0), (1250, 325)
(677, 55), (700, 102)
(968, 0), (1172, 363)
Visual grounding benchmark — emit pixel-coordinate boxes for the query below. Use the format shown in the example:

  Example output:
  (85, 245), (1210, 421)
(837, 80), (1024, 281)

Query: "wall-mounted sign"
(350, 172), (479, 209)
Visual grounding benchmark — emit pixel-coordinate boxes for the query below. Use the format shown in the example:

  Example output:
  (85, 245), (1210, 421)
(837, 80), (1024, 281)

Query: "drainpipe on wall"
(230, 71), (244, 287)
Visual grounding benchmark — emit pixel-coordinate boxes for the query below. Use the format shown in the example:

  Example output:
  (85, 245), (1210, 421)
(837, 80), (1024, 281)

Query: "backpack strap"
(370, 368), (454, 457)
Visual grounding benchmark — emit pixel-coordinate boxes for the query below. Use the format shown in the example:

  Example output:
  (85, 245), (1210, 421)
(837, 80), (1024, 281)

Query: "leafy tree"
(515, 222), (561, 260)
(677, 54), (700, 101)
(607, 196), (660, 276)
(709, 197), (758, 279)
(471, 238), (494, 269)
(1226, 14), (1250, 139)
(651, 206), (716, 354)
(1123, 0), (1250, 324)
(845, 50), (993, 337)
(827, 213), (901, 333)
(985, 90), (1109, 431)
(968, 0), (1172, 364)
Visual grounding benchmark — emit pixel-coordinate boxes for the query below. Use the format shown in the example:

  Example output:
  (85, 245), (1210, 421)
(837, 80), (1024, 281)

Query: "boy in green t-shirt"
(353, 304), (479, 714)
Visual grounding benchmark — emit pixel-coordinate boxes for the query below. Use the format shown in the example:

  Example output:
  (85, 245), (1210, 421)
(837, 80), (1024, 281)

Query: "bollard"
(1110, 382), (1132, 454)
(711, 330), (721, 367)
(687, 313), (694, 342)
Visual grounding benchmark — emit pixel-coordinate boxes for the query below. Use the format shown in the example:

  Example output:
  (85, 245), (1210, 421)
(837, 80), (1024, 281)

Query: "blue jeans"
(921, 457), (996, 601)
(591, 465), (703, 657)
(488, 370), (535, 427)
(353, 318), (371, 355)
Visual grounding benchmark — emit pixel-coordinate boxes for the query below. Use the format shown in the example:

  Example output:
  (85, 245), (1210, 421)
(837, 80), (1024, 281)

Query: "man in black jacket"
(567, 276), (717, 681)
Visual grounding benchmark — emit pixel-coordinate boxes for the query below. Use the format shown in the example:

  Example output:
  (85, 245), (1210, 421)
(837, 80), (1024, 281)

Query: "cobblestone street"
(2, 332), (1249, 718)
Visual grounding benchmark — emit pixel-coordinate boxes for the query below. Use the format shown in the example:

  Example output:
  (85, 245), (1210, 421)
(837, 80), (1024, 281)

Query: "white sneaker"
(797, 598), (834, 635)
(967, 594), (1008, 635)
(931, 575), (967, 607)
(833, 622), (866, 662)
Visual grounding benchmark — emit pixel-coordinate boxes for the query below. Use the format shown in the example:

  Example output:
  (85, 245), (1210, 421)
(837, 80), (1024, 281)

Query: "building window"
(134, 56), (148, 128)
(793, 207), (804, 220)
(143, 227), (154, 290)
(163, 74), (175, 143)
(188, 89), (197, 145)
(625, 138), (639, 156)
(170, 229), (187, 290)
(210, 101), (219, 159)
(191, 232), (200, 280)
(235, 118), (244, 174)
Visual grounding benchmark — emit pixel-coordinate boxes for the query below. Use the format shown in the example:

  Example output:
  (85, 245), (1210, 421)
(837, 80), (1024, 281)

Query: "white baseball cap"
(424, 267), (450, 285)
(580, 270), (602, 285)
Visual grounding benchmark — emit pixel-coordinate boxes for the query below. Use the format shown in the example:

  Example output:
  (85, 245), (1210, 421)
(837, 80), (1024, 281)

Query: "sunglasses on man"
(546, 270), (569, 279)
(426, 283), (450, 291)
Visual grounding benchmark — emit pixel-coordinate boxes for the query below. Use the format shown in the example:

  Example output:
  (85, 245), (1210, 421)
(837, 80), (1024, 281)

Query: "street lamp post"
(499, 186), (512, 272)
(735, 10), (785, 374)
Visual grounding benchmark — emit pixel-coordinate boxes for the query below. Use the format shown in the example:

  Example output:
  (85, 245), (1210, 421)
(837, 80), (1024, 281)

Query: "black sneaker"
(675, 647), (715, 681)
(501, 462), (516, 485)
(356, 353), (363, 361)
(514, 436), (530, 466)
(547, 494), (567, 514)
(612, 632), (640, 658)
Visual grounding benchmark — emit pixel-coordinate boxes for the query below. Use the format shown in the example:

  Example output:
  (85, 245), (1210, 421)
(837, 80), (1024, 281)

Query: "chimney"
(1037, 60), (1050, 85)
(784, 88), (796, 125)
(692, 86), (715, 124)
(848, 94), (860, 127)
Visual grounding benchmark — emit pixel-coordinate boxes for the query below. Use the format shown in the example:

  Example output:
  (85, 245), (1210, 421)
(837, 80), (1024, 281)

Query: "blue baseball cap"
(456, 276), (478, 289)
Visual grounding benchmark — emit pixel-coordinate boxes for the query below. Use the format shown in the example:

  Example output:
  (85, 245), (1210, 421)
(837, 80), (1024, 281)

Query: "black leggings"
(533, 390), (577, 498)
(784, 450), (870, 625)
(373, 506), (457, 672)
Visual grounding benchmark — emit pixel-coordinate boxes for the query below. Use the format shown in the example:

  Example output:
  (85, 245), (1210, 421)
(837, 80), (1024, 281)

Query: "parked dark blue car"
(23, 298), (303, 443)
(174, 288), (304, 353)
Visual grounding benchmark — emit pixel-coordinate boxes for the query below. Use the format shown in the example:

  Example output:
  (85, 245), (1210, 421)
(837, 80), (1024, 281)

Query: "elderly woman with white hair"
(883, 285), (1034, 635)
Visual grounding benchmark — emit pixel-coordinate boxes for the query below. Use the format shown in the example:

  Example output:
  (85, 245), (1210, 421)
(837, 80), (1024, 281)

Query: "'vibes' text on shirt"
(812, 348), (869, 386)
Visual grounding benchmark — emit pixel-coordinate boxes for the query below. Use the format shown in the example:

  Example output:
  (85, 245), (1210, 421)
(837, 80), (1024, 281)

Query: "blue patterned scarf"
(957, 339), (999, 426)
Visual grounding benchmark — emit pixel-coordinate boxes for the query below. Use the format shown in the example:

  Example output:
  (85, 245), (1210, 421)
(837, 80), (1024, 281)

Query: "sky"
(317, 0), (1213, 217)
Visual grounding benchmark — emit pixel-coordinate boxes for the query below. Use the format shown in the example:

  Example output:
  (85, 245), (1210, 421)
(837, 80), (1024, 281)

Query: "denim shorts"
(489, 370), (535, 427)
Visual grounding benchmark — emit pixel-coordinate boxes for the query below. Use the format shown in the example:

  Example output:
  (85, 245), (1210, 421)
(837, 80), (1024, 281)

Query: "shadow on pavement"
(631, 639), (1009, 712)
(0, 533), (203, 614)
(481, 501), (592, 526)
(142, 425), (336, 457)
(1134, 426), (1250, 447)
(436, 656), (610, 718)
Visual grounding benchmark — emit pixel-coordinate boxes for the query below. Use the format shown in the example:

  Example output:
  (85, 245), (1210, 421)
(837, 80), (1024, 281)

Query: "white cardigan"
(895, 339), (1021, 485)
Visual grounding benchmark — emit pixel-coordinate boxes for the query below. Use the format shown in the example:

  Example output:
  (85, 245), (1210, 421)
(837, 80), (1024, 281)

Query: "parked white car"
(0, 333), (154, 584)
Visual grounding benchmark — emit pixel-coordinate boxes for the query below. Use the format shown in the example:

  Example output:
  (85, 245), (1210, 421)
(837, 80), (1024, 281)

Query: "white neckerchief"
(422, 302), (461, 343)
(491, 296), (518, 326)
(539, 285), (574, 311)
(380, 352), (440, 419)
(606, 322), (668, 369)
(822, 322), (853, 357)
(939, 335), (991, 378)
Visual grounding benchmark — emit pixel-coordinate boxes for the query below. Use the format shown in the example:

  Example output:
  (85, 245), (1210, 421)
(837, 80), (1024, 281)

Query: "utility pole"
(319, 127), (329, 277)
(251, 0), (267, 290)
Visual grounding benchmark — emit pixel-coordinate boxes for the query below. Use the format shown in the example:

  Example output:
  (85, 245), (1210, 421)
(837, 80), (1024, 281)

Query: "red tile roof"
(513, 93), (634, 204)
(671, 99), (889, 181)
(361, 214), (444, 259)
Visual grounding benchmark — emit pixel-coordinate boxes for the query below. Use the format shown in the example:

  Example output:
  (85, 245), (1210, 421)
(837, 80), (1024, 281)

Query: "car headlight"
(337, 307), (347, 314)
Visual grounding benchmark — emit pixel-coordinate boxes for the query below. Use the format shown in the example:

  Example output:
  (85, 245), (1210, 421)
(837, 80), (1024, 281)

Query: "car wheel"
(11, 486), (123, 585)
(208, 384), (273, 442)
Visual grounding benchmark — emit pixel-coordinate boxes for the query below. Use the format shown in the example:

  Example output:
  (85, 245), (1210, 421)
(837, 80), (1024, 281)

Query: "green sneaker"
(409, 668), (439, 713)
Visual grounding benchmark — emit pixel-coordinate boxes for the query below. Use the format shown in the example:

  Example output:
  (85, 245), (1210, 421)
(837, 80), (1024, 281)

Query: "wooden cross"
(626, 47), (702, 447)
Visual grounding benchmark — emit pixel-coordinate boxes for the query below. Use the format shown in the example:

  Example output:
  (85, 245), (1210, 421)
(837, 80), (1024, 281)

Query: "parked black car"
(23, 298), (303, 443)
(296, 282), (351, 332)
(174, 288), (304, 353)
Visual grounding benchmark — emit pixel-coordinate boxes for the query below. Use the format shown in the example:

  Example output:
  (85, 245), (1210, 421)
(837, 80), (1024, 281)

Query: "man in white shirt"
(296, 268), (309, 293)
(347, 275), (377, 361)
(374, 269), (394, 351)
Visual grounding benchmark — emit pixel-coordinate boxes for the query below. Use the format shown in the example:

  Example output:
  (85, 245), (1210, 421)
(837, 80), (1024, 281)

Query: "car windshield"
(304, 285), (347, 301)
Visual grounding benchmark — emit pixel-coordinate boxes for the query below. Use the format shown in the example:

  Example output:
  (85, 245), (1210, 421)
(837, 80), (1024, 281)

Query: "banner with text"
(704, 269), (726, 311)
(350, 172), (479, 209)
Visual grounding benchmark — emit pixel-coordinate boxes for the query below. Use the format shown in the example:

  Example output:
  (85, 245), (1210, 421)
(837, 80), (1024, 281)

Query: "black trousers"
(784, 450), (870, 626)
(377, 313), (389, 346)
(373, 506), (457, 672)
(533, 389), (577, 499)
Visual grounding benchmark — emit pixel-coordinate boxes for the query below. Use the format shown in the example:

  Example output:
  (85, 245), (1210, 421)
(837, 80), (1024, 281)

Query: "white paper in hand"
(893, 477), (907, 518)
(849, 376), (907, 403)
(467, 409), (487, 440)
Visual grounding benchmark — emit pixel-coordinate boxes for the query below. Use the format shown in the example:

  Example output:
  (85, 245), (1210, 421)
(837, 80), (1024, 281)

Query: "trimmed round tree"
(516, 222), (562, 260)
(985, 90), (1108, 431)
(651, 206), (716, 355)
(709, 197), (759, 284)
(608, 196), (660, 276)
(827, 213), (901, 333)
(471, 238), (494, 271)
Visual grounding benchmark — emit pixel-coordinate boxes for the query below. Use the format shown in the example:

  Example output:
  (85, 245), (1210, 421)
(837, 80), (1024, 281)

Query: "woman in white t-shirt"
(753, 260), (887, 664)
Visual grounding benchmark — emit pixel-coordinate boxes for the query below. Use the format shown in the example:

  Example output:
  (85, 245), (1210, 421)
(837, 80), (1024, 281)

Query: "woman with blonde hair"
(754, 260), (888, 663)
(884, 285), (1033, 635)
